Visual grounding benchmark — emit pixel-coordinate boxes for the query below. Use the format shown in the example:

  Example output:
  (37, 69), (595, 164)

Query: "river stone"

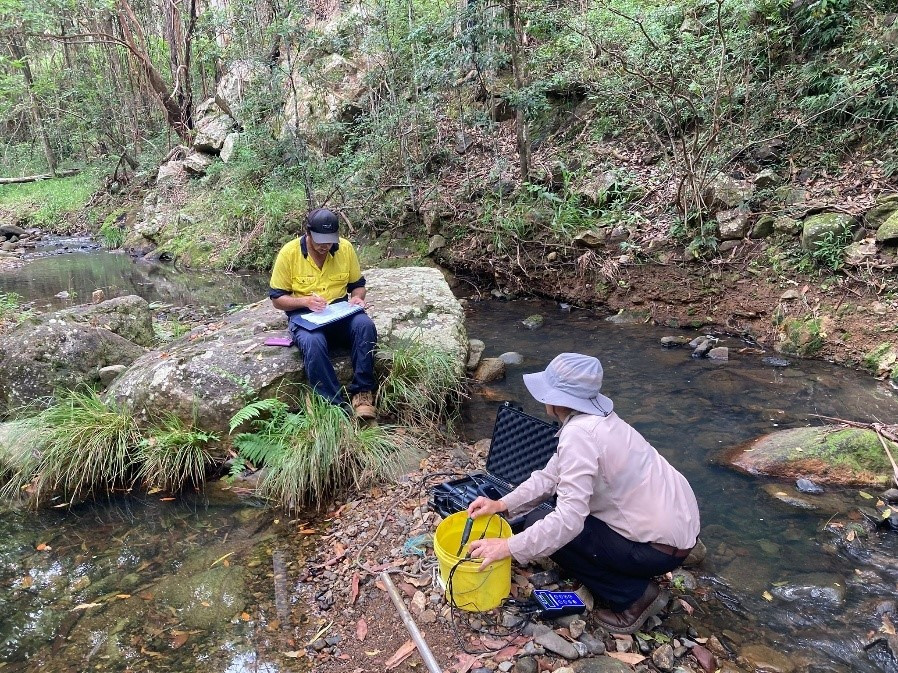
(467, 338), (486, 370)
(737, 644), (795, 673)
(762, 483), (818, 509)
(606, 309), (650, 324)
(0, 223), (26, 237)
(653, 643), (675, 671)
(105, 267), (466, 435)
(769, 572), (846, 607)
(55, 295), (155, 347)
(883, 488), (898, 504)
(570, 658), (632, 673)
(773, 216), (801, 234)
(718, 208), (750, 240)
(795, 477), (823, 494)
(534, 629), (580, 660)
(750, 214), (776, 239)
(499, 351), (524, 365)
(661, 336), (691, 347)
(0, 320), (145, 416)
(522, 314), (544, 329)
(724, 426), (892, 486)
(513, 657), (538, 673)
(800, 212), (857, 251)
(154, 564), (246, 630)
(707, 346), (728, 360)
(876, 210), (898, 243)
(474, 358), (506, 383)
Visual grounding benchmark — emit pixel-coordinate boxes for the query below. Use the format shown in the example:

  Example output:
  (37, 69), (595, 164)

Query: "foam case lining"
(430, 402), (559, 531)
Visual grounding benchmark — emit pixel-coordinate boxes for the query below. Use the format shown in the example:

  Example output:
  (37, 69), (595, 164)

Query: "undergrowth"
(228, 393), (418, 510)
(377, 335), (465, 430)
(137, 414), (218, 491)
(0, 169), (102, 232)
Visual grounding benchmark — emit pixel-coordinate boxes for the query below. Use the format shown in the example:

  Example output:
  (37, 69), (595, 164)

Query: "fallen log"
(0, 168), (80, 184)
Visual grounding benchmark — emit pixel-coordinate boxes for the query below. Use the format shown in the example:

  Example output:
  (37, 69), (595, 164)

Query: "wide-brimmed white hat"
(523, 353), (613, 416)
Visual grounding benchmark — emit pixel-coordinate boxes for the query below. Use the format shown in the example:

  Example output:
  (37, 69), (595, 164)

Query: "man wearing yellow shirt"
(269, 208), (377, 419)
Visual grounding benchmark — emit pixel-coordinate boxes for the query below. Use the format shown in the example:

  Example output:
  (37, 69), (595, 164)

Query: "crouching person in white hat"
(467, 352), (700, 634)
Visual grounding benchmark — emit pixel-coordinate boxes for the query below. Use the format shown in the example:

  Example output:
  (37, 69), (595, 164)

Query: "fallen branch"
(0, 168), (80, 184)
(873, 423), (898, 487)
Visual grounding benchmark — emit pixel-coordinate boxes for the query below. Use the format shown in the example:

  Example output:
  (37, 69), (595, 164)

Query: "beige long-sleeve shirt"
(502, 411), (700, 564)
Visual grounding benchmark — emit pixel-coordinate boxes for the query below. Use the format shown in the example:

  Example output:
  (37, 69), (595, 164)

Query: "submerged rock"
(795, 477), (824, 494)
(769, 572), (846, 608)
(724, 426), (892, 486)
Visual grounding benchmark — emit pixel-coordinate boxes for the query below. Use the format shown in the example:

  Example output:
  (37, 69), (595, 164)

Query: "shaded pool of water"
(0, 243), (268, 313)
(462, 297), (898, 672)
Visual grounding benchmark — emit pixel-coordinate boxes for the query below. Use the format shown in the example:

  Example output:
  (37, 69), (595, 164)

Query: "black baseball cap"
(306, 208), (340, 244)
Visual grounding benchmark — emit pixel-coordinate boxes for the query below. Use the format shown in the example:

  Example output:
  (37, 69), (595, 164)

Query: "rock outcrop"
(104, 267), (466, 434)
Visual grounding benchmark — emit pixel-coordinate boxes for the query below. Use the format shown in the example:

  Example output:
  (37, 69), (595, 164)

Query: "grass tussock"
(377, 335), (465, 430)
(0, 391), (220, 505)
(137, 414), (218, 491)
(229, 392), (419, 510)
(0, 390), (141, 503)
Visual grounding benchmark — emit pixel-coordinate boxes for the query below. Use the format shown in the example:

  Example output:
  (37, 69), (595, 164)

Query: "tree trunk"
(506, 0), (530, 181)
(8, 37), (58, 176)
(116, 0), (192, 142)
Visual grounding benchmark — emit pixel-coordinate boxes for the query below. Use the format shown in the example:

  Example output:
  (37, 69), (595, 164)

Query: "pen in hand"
(308, 293), (327, 312)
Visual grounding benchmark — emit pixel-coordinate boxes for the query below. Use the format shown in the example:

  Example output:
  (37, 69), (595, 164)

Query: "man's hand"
(467, 537), (511, 571)
(305, 294), (327, 312)
(348, 295), (366, 308)
(467, 496), (507, 519)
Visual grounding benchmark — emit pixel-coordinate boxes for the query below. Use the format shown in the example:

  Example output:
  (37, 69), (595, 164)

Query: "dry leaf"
(171, 632), (189, 649)
(240, 612), (251, 621)
(20, 576), (33, 588)
(355, 618), (368, 641)
(678, 598), (694, 615)
(116, 594), (131, 599)
(334, 542), (346, 556)
(349, 571), (360, 605)
(859, 491), (874, 499)
(847, 530), (856, 542)
(282, 651), (302, 658)
(384, 640), (417, 669)
(72, 602), (102, 611)
(762, 591), (774, 601)
(160, 497), (175, 502)
(607, 651), (646, 665)
(883, 613), (897, 635)
(452, 652), (481, 673)
(36, 543), (51, 551)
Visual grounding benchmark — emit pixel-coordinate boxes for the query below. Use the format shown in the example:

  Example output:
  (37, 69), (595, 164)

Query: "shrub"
(229, 393), (417, 509)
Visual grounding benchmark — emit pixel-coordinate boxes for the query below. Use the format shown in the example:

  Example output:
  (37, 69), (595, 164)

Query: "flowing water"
(2, 248), (898, 671)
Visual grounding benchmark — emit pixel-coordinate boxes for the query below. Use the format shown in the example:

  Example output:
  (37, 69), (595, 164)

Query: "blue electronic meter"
(532, 590), (587, 617)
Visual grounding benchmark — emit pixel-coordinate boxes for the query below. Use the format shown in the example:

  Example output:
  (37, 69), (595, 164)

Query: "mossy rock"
(774, 316), (825, 357)
(864, 195), (898, 229)
(876, 210), (898, 244)
(800, 212), (857, 252)
(724, 426), (893, 486)
(864, 342), (897, 376)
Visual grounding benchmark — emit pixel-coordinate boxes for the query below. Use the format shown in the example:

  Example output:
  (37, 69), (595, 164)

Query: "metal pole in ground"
(379, 571), (443, 673)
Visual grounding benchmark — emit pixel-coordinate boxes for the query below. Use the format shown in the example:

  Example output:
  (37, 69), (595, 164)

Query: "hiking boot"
(594, 582), (669, 634)
(351, 391), (377, 420)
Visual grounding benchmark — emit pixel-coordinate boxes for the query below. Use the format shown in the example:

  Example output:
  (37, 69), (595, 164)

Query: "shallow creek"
(2, 248), (898, 672)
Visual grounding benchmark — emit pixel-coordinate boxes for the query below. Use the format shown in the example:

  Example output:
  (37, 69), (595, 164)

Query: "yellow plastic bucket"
(433, 510), (512, 612)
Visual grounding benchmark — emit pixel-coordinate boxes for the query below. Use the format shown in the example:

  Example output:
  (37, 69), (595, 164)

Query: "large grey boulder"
(193, 108), (235, 153)
(54, 295), (155, 347)
(0, 320), (145, 416)
(104, 267), (466, 434)
(864, 193), (898, 230)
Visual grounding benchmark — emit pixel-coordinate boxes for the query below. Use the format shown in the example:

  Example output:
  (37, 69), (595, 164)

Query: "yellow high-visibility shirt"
(269, 236), (363, 304)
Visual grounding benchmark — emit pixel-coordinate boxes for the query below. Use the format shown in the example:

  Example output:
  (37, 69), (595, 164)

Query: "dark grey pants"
(524, 511), (686, 612)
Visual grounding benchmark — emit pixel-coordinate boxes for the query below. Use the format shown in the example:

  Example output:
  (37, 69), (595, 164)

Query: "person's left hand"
(349, 295), (366, 308)
(467, 537), (511, 571)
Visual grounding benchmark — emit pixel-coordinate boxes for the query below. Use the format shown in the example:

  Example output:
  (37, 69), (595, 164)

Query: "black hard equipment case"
(429, 402), (559, 531)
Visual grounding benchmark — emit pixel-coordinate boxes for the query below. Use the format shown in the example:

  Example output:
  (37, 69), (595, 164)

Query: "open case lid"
(485, 402), (559, 486)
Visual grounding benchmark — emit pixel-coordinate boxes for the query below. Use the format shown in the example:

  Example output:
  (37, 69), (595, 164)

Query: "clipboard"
(291, 302), (363, 331)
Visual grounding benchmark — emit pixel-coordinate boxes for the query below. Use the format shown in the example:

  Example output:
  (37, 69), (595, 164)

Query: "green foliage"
(137, 415), (218, 491)
(229, 392), (417, 509)
(0, 290), (29, 328)
(0, 169), (101, 231)
(0, 389), (141, 504)
(99, 209), (126, 249)
(377, 335), (464, 429)
(810, 228), (853, 271)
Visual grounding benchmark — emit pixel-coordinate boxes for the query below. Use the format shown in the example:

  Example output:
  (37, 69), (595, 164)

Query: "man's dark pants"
(288, 311), (377, 404)
(524, 511), (686, 612)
